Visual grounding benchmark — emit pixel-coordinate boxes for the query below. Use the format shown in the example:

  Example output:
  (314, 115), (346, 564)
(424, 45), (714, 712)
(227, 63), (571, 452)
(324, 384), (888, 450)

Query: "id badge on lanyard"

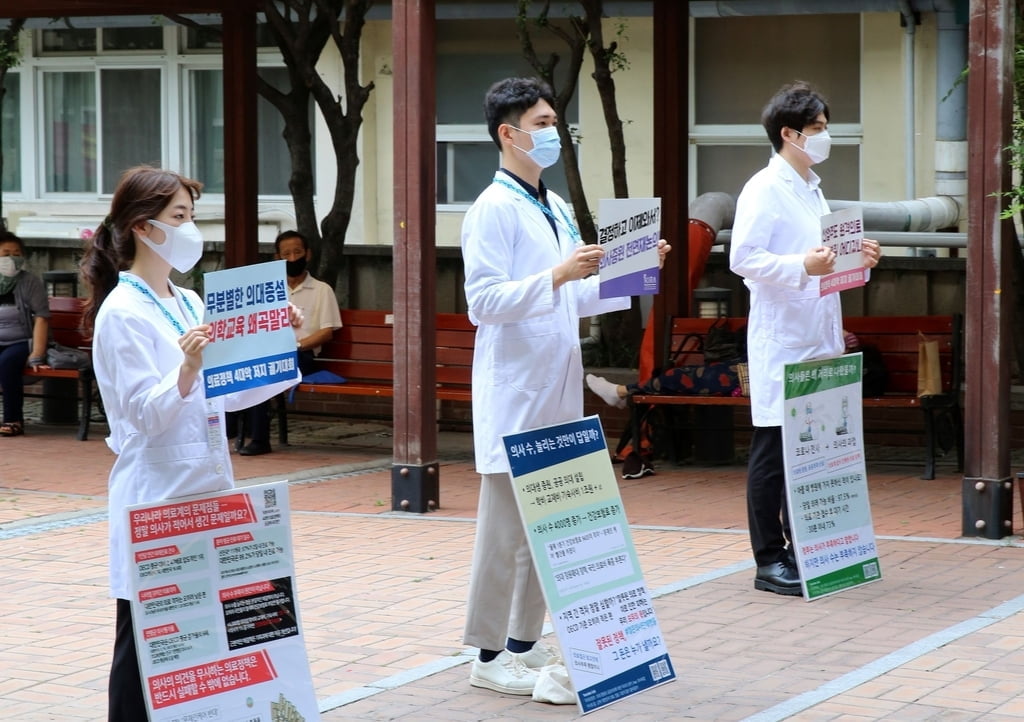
(206, 398), (222, 450)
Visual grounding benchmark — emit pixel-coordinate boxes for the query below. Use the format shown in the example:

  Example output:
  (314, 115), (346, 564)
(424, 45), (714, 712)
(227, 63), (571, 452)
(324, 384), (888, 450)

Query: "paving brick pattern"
(2, 413), (1023, 721)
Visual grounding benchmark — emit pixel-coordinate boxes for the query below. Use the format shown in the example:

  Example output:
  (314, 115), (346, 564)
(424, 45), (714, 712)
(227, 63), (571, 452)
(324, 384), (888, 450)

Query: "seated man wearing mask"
(230, 230), (342, 455)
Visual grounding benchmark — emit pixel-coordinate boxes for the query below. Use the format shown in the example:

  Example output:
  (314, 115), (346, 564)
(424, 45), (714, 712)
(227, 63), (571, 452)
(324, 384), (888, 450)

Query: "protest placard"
(819, 206), (867, 296)
(782, 354), (882, 600)
(127, 481), (319, 721)
(202, 260), (298, 398)
(503, 416), (675, 713)
(597, 198), (661, 298)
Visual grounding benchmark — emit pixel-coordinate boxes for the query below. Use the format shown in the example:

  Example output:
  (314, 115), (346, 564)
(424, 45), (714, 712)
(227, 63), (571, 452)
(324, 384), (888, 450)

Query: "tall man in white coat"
(460, 76), (669, 698)
(730, 81), (881, 597)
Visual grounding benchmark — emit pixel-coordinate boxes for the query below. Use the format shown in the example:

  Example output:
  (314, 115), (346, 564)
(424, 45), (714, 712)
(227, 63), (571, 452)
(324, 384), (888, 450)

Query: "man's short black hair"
(484, 77), (556, 150)
(761, 81), (831, 152)
(274, 229), (308, 253)
(0, 231), (23, 252)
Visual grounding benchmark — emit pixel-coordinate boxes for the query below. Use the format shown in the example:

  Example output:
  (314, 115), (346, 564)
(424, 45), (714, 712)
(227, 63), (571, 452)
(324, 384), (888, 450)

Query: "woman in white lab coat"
(80, 166), (301, 721)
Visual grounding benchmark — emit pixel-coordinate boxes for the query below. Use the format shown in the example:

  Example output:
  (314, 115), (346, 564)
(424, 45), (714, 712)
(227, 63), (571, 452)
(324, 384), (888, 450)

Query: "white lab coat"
(94, 274), (300, 599)
(730, 154), (844, 427)
(462, 178), (630, 473)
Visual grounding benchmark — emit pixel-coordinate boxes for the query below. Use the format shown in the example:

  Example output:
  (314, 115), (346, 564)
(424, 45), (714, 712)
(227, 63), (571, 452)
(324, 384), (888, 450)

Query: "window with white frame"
(101, 68), (163, 192)
(435, 21), (580, 208)
(24, 21), (301, 200)
(188, 66), (309, 196)
(690, 14), (862, 202)
(41, 66), (163, 194)
(1, 72), (19, 193)
(42, 70), (98, 193)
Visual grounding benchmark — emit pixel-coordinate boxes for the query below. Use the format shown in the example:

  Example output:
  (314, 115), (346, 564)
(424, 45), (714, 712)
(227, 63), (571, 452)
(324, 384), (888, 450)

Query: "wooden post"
(652, 0), (686, 362)
(220, 2), (259, 269)
(391, 0), (439, 513)
(962, 0), (1015, 537)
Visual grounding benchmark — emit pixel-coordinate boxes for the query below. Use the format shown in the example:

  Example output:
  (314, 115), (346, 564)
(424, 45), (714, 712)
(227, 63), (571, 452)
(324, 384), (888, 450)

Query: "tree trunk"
(256, 0), (373, 302)
(310, 0), (373, 294)
(515, 2), (595, 242)
(516, 0), (641, 364)
(581, 0), (628, 198)
(276, 84), (320, 260)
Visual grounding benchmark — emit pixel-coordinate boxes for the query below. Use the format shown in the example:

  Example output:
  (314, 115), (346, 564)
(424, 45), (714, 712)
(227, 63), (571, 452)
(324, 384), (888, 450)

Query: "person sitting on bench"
(0, 232), (50, 437)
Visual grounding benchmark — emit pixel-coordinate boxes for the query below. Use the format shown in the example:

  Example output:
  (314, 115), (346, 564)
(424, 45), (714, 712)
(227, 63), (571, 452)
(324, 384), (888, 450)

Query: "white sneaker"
(470, 650), (539, 695)
(513, 641), (562, 670)
(586, 373), (626, 408)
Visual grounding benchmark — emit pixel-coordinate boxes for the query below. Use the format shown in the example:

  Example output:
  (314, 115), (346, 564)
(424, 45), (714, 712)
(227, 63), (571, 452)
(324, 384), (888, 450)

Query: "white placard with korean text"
(782, 354), (882, 600)
(202, 260), (298, 398)
(597, 197), (661, 298)
(502, 415), (675, 714)
(127, 481), (320, 721)
(819, 206), (867, 296)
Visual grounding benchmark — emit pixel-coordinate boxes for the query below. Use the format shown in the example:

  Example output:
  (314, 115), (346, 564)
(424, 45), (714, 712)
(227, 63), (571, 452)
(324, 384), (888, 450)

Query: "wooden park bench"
(274, 308), (475, 443)
(630, 314), (963, 480)
(20, 296), (95, 440)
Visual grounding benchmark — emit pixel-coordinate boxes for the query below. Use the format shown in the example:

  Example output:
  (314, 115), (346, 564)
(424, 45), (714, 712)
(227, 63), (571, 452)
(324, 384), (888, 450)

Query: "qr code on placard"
(264, 487), (278, 508)
(648, 659), (671, 681)
(863, 561), (879, 578)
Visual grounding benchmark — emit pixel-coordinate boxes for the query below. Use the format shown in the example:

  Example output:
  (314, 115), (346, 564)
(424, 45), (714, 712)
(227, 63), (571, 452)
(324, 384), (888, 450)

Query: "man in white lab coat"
(730, 81), (881, 596)
(460, 77), (668, 698)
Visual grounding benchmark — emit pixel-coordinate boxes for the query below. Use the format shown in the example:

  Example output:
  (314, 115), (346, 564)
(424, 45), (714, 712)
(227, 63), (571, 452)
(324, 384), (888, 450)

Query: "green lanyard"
(493, 174), (582, 244)
(119, 273), (199, 335)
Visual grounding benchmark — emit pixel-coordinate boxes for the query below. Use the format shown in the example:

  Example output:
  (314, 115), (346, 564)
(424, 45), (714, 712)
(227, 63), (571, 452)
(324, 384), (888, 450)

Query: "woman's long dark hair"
(80, 166), (203, 330)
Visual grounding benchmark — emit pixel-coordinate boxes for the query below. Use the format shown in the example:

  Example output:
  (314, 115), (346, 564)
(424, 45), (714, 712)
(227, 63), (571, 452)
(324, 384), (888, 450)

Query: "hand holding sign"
(804, 246), (836, 276)
(597, 198), (662, 298)
(861, 237), (882, 269)
(819, 207), (870, 296)
(555, 244), (607, 287)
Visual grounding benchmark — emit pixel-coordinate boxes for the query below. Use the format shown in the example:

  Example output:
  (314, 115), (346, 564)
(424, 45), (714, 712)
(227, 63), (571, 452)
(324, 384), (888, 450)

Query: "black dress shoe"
(238, 440), (272, 456)
(754, 561), (802, 596)
(784, 546), (797, 568)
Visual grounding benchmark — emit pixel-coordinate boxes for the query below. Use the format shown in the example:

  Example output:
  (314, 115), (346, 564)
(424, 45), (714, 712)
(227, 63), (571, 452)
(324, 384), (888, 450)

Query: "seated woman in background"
(586, 361), (742, 409)
(586, 329), (883, 410)
(0, 232), (50, 437)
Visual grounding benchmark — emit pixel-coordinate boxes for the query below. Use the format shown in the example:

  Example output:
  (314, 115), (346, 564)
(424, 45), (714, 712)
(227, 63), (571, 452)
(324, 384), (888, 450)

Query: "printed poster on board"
(502, 415), (675, 714)
(782, 354), (882, 600)
(203, 260), (299, 398)
(597, 197), (661, 298)
(819, 206), (867, 296)
(127, 481), (320, 722)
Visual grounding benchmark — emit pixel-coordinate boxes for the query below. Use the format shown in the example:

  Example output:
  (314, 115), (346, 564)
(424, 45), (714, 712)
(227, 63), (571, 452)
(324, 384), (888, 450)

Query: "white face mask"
(510, 125), (562, 169)
(0, 255), (23, 278)
(791, 129), (831, 165)
(139, 219), (205, 273)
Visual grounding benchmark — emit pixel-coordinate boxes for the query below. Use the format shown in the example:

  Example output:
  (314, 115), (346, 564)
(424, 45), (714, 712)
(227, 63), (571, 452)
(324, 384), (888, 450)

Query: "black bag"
(668, 333), (704, 367)
(46, 342), (90, 370)
(861, 344), (888, 397)
(703, 319), (745, 363)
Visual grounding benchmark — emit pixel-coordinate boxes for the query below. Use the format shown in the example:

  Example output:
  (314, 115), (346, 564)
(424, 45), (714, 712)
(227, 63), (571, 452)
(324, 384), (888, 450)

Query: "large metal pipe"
(899, 0), (918, 200)
(935, 4), (968, 202)
(688, 192), (735, 291)
(830, 196), (961, 231)
(689, 191), (735, 233)
(702, 191), (963, 245)
(691, 192), (959, 234)
(688, 191), (958, 233)
(689, 1), (954, 16)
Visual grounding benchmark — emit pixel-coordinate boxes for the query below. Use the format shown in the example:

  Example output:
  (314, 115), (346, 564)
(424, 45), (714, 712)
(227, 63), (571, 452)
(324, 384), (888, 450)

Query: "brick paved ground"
(2, 409), (1024, 721)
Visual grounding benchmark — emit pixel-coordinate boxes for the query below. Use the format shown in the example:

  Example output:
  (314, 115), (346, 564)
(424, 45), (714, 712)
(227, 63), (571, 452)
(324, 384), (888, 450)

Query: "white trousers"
(463, 472), (547, 651)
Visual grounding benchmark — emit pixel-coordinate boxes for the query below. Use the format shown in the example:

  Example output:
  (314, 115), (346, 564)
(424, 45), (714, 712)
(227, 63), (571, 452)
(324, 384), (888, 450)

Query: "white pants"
(463, 472), (547, 651)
